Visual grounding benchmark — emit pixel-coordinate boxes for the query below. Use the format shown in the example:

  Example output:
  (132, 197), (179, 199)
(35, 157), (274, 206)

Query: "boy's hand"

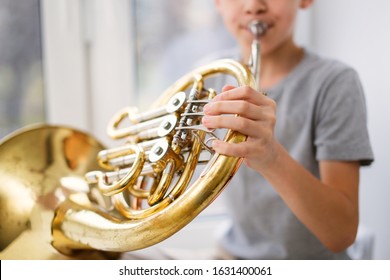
(202, 85), (279, 172)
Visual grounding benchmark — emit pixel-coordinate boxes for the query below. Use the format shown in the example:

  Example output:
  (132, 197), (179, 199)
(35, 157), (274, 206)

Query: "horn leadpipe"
(248, 20), (268, 91)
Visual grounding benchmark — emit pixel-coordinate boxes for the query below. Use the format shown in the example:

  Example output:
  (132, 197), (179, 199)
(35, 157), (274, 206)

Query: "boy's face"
(215, 0), (313, 58)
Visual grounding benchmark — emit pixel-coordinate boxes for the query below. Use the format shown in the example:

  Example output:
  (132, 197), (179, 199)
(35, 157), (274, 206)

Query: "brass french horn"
(0, 21), (267, 259)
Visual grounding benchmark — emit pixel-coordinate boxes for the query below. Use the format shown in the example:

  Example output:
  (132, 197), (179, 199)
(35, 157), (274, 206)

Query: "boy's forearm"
(259, 142), (359, 252)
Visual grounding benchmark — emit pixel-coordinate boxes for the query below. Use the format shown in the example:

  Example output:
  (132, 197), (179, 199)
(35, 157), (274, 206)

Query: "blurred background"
(0, 0), (389, 259)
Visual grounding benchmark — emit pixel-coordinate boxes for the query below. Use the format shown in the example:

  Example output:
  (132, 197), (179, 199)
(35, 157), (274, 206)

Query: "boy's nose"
(244, 0), (267, 15)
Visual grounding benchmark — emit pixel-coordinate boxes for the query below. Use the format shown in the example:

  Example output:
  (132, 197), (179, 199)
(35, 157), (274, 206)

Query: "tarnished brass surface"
(0, 124), (105, 259)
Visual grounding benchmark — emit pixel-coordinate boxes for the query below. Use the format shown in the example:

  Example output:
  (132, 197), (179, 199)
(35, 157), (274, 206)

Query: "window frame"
(41, 0), (135, 146)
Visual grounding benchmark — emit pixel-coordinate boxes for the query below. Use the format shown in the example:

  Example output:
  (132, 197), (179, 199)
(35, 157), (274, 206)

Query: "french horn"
(0, 21), (268, 259)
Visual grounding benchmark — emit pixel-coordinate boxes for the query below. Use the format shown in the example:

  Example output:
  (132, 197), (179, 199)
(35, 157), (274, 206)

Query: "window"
(0, 0), (44, 138)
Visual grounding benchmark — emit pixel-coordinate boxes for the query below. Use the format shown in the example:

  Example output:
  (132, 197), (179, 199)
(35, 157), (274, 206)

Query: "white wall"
(307, 0), (390, 259)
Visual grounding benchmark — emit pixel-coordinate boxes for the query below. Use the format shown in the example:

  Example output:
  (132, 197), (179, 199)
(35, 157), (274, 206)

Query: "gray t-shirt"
(206, 49), (374, 259)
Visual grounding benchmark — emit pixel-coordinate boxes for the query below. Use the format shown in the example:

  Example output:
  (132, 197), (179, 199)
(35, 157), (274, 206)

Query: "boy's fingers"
(202, 115), (270, 138)
(203, 100), (267, 121)
(211, 140), (250, 158)
(221, 84), (236, 92)
(214, 86), (270, 106)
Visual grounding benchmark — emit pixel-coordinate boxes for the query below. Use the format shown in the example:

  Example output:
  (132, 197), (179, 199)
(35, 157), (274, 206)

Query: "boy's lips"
(241, 21), (273, 36)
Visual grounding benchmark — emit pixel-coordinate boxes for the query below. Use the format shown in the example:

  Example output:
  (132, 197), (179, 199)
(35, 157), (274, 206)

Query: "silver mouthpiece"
(249, 20), (268, 39)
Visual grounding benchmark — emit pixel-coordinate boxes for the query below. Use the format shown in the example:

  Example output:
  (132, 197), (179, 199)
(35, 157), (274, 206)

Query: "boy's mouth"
(241, 21), (272, 37)
(249, 20), (269, 38)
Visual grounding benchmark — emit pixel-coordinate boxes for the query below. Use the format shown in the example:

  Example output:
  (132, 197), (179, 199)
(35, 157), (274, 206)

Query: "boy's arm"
(202, 85), (359, 253)
(261, 143), (359, 253)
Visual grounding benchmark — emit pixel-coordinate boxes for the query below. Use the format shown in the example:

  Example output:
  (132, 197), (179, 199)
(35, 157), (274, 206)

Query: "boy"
(201, 0), (374, 259)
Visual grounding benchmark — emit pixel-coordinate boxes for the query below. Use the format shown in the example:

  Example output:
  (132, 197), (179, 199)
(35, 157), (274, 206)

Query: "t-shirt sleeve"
(314, 67), (374, 166)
